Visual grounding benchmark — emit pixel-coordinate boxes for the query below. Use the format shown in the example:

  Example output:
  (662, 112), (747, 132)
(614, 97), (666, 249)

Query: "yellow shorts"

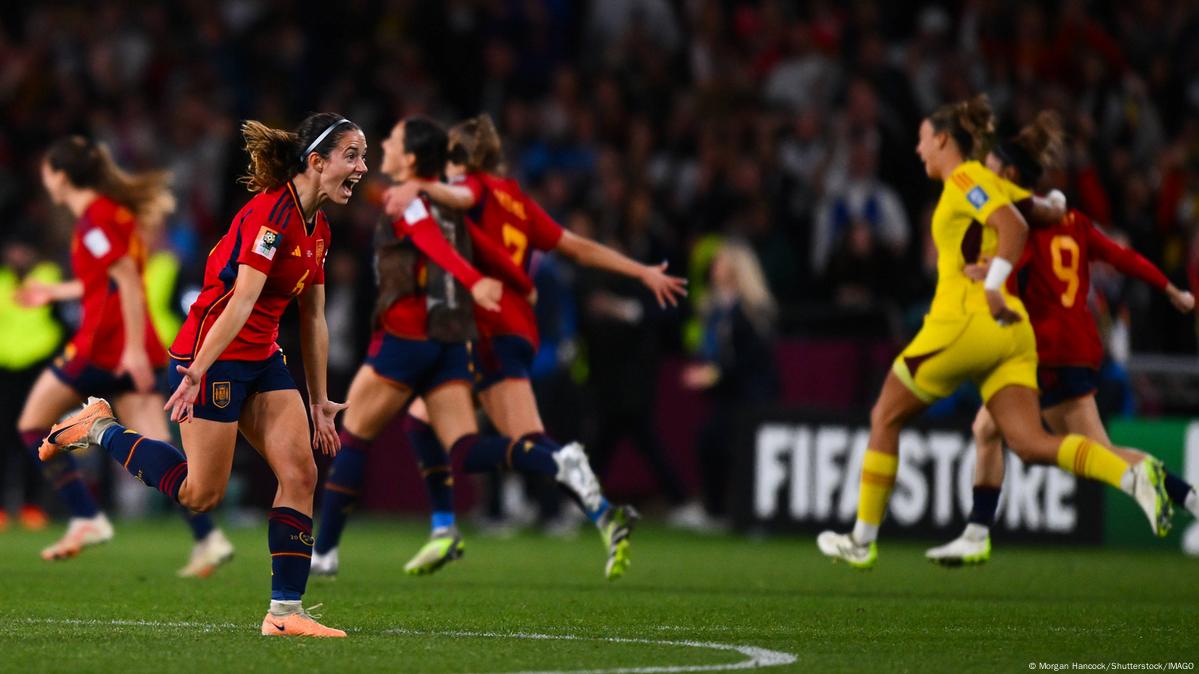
(892, 313), (1037, 404)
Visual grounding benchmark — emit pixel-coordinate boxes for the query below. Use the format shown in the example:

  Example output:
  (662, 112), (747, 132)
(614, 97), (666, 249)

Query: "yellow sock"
(1055, 433), (1129, 489)
(856, 449), (898, 529)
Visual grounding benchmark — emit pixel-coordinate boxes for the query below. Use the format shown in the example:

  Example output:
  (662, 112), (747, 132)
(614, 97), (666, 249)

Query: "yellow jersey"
(928, 160), (1031, 318)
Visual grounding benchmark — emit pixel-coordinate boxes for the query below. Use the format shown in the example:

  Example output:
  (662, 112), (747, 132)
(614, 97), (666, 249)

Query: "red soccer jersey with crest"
(1011, 208), (1168, 368)
(170, 182), (329, 362)
(459, 172), (564, 348)
(69, 195), (167, 370)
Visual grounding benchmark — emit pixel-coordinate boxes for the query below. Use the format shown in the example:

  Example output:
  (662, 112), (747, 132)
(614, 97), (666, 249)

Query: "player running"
(311, 114), (685, 580)
(40, 113), (364, 637)
(817, 95), (1174, 569)
(17, 136), (232, 575)
(926, 112), (1198, 565)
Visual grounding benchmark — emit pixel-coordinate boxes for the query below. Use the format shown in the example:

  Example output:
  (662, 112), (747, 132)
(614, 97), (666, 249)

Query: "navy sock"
(455, 433), (556, 476)
(182, 508), (215, 541)
(23, 429), (99, 519)
(99, 425), (189, 502)
(314, 429), (369, 554)
(268, 507), (313, 601)
(968, 485), (1002, 526)
(403, 414), (455, 530)
(520, 433), (610, 522)
(1164, 471), (1193, 508)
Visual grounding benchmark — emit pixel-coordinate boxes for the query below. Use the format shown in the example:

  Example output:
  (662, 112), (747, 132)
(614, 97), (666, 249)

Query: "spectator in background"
(0, 234), (64, 531)
(812, 132), (909, 305)
(682, 239), (779, 529)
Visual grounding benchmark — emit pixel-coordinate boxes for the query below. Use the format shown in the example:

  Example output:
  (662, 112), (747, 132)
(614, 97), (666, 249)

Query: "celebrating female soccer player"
(40, 113), (365, 637)
(818, 96), (1174, 569)
(17, 136), (232, 575)
(926, 112), (1198, 565)
(312, 114), (686, 580)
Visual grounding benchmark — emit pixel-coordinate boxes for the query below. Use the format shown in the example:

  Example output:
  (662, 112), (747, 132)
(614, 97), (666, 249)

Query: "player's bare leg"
(819, 371), (927, 568)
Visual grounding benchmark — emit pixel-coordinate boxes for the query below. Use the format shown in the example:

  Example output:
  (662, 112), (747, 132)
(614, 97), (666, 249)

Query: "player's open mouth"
(341, 175), (361, 198)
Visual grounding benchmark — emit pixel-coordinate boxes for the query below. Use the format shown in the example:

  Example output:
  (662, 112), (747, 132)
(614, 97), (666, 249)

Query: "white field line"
(12, 619), (798, 673)
(385, 628), (798, 674)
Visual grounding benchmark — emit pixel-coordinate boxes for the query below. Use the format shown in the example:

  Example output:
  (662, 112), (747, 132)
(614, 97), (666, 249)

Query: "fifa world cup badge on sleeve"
(967, 186), (990, 210)
(253, 226), (280, 260)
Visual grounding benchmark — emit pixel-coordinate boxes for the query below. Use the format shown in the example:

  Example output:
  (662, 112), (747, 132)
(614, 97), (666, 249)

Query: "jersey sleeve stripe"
(266, 191), (290, 224)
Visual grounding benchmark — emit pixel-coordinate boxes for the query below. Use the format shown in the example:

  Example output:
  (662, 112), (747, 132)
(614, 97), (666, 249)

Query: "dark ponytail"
(239, 112), (359, 192)
(45, 136), (175, 229)
(927, 94), (995, 160)
(402, 117), (448, 180)
(448, 114), (506, 174)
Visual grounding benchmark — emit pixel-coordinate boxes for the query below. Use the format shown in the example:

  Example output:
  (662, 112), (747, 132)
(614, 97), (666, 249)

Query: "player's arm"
(108, 256), (155, 393)
(982, 204), (1029, 324)
(15, 279), (83, 306)
(394, 197), (502, 312)
(1087, 223), (1195, 313)
(165, 265), (267, 422)
(385, 178), (480, 215)
(298, 283), (346, 456)
(1018, 189), (1068, 226)
(533, 195), (686, 308)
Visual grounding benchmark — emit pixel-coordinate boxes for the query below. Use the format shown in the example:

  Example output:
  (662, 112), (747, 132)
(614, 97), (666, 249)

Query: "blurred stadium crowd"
(2, 0), (1199, 530)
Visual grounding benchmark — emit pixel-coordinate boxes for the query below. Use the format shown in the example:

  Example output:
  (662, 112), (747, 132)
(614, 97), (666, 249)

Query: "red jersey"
(69, 195), (167, 369)
(459, 172), (564, 347)
(1012, 208), (1168, 368)
(170, 182), (329, 362)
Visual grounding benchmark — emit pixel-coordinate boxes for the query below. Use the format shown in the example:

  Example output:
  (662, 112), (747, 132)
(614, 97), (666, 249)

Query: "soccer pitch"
(0, 519), (1195, 673)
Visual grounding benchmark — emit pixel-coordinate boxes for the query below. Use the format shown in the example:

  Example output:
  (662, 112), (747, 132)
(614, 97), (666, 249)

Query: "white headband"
(299, 118), (351, 163)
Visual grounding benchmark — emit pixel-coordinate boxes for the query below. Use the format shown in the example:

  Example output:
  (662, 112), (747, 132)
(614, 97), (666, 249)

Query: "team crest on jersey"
(212, 381), (231, 409)
(253, 226), (280, 260)
(315, 239), (325, 263)
(966, 186), (990, 210)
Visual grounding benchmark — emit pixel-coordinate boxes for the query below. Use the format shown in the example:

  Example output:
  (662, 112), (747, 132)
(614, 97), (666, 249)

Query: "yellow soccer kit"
(893, 161), (1038, 403)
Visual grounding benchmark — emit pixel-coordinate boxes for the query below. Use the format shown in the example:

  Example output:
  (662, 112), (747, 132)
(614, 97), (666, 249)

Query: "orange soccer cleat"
(260, 606), (346, 638)
(39, 397), (114, 461)
(40, 514), (114, 560)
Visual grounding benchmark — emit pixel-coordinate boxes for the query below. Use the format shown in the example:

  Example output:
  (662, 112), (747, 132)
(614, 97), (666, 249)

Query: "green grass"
(0, 518), (1196, 673)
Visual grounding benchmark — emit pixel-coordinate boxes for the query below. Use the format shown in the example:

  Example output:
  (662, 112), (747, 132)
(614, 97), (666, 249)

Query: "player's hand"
(383, 181), (426, 219)
(963, 256), (990, 282)
(526, 287), (539, 306)
(309, 400), (349, 457)
(471, 277), (503, 312)
(681, 363), (719, 390)
(640, 261), (689, 308)
(117, 348), (157, 394)
(164, 364), (202, 423)
(1166, 284), (1195, 313)
(985, 288), (1022, 326)
(15, 281), (55, 307)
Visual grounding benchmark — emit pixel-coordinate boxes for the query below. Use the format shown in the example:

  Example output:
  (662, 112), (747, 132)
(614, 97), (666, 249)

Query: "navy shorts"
(365, 331), (473, 395)
(50, 351), (164, 398)
(169, 351), (296, 423)
(473, 335), (534, 391)
(1037, 365), (1099, 409)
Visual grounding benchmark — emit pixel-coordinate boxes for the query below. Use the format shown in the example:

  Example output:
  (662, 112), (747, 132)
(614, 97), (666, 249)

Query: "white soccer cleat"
(310, 547), (339, 577)
(553, 442), (603, 513)
(925, 524), (991, 566)
(816, 530), (877, 569)
(41, 513), (114, 561)
(177, 528), (235, 578)
(1129, 459), (1173, 537)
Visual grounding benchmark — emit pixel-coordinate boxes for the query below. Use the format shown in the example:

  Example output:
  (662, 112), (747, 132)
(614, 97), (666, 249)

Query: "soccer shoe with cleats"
(817, 530), (877, 569)
(1130, 458), (1173, 537)
(39, 397), (115, 461)
(600, 504), (639, 580)
(177, 529), (235, 578)
(310, 548), (339, 578)
(41, 513), (114, 560)
(925, 524), (991, 566)
(261, 604), (346, 638)
(554, 442), (603, 514)
(404, 529), (465, 576)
